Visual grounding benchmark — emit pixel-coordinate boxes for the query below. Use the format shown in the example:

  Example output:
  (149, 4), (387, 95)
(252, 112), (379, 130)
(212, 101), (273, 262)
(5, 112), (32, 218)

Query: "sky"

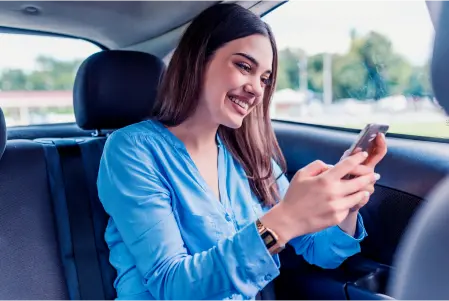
(0, 0), (435, 72)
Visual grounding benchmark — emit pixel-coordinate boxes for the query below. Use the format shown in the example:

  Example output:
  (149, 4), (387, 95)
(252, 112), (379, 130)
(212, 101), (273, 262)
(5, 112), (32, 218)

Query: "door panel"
(274, 121), (449, 199)
(272, 120), (449, 299)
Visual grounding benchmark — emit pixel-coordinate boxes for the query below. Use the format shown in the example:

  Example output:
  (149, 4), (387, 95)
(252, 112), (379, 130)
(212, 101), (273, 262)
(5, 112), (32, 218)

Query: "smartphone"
(341, 123), (389, 179)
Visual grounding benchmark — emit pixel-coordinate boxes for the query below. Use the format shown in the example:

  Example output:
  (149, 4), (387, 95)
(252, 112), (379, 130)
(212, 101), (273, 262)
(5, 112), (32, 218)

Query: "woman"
(97, 3), (387, 300)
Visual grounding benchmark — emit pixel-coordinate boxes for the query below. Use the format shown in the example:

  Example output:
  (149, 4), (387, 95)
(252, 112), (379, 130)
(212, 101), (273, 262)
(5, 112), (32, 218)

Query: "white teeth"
(228, 96), (248, 110)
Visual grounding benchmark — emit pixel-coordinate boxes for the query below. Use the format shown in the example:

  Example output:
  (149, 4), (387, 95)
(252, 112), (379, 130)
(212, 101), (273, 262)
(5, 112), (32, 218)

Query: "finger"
(353, 147), (363, 154)
(327, 151), (369, 179)
(298, 160), (329, 178)
(348, 184), (375, 212)
(353, 188), (372, 209)
(340, 147), (361, 161)
(365, 133), (387, 167)
(340, 149), (350, 160)
(365, 133), (387, 164)
(339, 172), (379, 196)
(365, 184), (375, 195)
(344, 164), (374, 178)
(334, 190), (370, 211)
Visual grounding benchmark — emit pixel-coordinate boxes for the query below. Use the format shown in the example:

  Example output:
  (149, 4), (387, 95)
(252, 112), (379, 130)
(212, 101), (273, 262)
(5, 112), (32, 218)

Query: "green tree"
(277, 48), (321, 92)
(404, 61), (432, 97)
(330, 30), (418, 101)
(277, 48), (301, 90)
(0, 55), (82, 91)
(0, 69), (28, 90)
(357, 32), (392, 99)
(332, 51), (367, 99)
(307, 53), (324, 93)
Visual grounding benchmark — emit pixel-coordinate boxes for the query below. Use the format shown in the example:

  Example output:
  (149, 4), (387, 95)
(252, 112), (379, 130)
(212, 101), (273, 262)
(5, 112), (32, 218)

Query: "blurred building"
(0, 90), (73, 126)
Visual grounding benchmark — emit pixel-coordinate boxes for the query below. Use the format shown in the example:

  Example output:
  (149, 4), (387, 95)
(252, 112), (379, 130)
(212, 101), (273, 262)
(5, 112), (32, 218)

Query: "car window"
(262, 1), (449, 139)
(0, 33), (101, 127)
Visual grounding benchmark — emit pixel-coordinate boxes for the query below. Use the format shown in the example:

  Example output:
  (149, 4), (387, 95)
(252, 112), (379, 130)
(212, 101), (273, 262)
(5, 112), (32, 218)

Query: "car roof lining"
(0, 1), (284, 58)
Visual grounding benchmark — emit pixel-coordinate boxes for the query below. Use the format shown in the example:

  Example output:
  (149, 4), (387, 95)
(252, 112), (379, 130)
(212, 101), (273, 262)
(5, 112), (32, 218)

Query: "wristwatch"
(256, 219), (285, 255)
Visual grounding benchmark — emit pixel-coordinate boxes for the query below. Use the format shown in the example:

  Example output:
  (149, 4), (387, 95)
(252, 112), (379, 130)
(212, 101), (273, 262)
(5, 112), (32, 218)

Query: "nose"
(244, 77), (264, 99)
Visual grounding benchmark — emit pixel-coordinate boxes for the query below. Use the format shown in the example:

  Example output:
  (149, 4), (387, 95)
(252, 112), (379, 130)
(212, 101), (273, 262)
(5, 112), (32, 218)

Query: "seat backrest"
(35, 50), (165, 300)
(388, 2), (449, 298)
(0, 109), (69, 299)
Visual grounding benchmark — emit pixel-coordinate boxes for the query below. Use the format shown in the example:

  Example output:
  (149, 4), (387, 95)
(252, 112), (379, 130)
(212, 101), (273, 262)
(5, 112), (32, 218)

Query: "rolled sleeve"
(217, 222), (280, 295)
(334, 212), (367, 242)
(289, 212), (367, 269)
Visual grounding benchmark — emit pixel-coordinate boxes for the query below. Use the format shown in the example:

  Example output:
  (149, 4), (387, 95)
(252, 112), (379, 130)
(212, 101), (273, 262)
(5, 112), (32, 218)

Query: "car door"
(272, 121), (449, 300)
(260, 1), (449, 299)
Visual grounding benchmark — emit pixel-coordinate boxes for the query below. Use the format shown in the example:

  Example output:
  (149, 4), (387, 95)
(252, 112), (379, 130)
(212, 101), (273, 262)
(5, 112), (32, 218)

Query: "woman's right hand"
(260, 151), (377, 244)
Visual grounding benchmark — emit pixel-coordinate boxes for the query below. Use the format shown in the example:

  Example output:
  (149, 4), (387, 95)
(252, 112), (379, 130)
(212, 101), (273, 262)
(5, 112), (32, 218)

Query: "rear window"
(0, 33), (101, 127)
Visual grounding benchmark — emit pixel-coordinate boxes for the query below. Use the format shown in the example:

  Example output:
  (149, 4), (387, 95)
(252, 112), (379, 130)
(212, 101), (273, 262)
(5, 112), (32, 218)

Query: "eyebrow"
(233, 52), (272, 74)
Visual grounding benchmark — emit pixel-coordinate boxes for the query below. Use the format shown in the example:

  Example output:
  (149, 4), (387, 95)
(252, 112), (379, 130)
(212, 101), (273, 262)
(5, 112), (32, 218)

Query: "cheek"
(203, 68), (244, 104)
(225, 69), (245, 88)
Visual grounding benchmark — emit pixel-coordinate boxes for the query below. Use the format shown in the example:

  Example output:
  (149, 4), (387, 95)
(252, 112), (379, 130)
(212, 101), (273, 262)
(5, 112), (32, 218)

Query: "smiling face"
(195, 34), (274, 129)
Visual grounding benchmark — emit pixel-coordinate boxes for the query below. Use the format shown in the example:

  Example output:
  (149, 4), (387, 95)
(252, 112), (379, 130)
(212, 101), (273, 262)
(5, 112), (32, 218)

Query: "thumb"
(300, 160), (330, 177)
(341, 150), (349, 160)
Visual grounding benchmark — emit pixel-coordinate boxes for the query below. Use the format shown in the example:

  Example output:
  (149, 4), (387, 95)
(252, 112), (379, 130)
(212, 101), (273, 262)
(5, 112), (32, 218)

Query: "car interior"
(0, 0), (448, 300)
(386, 1), (449, 299)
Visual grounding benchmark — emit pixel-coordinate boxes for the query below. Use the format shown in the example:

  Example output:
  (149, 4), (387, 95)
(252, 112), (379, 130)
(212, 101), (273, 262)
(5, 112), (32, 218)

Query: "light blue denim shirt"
(97, 119), (367, 300)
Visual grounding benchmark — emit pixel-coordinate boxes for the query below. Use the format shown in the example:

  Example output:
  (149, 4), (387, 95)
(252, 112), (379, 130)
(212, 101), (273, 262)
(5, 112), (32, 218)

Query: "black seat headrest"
(432, 2), (449, 114)
(0, 108), (6, 159)
(73, 50), (165, 130)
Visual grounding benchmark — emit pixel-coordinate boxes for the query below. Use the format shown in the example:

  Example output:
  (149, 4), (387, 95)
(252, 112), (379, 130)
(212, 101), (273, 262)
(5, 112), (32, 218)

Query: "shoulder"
(103, 120), (166, 159)
(99, 120), (174, 182)
(105, 120), (159, 145)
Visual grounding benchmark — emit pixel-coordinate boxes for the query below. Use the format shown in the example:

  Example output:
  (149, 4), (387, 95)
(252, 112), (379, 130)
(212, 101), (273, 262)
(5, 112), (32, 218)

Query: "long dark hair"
(151, 3), (287, 207)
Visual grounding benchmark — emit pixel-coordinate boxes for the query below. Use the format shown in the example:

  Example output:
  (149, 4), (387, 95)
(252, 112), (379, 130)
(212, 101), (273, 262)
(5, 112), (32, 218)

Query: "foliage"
(0, 55), (82, 91)
(275, 30), (432, 101)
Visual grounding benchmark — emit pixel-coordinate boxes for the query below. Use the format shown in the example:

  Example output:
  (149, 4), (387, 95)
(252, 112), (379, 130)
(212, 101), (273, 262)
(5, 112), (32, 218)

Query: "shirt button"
(225, 213), (232, 222)
(264, 274), (272, 281)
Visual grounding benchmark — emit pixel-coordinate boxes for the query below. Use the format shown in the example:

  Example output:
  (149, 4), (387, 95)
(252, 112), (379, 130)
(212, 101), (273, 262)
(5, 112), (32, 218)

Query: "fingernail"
(327, 164), (334, 169)
(364, 191), (370, 198)
(362, 151), (369, 158)
(374, 173), (380, 180)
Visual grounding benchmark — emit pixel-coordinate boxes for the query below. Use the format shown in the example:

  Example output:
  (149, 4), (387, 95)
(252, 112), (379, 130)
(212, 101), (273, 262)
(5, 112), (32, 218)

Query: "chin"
(220, 115), (245, 129)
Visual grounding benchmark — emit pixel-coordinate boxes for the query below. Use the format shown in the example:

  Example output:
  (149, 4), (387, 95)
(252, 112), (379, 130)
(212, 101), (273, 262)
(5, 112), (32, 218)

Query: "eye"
(261, 77), (272, 86)
(235, 62), (251, 73)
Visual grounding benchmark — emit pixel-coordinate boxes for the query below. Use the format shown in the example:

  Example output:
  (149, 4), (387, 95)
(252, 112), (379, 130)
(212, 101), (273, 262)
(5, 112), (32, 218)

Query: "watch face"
(261, 231), (277, 249)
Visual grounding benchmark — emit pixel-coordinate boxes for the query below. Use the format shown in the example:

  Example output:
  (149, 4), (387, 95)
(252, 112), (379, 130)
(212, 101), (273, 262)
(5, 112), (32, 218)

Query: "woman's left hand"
(332, 133), (387, 236)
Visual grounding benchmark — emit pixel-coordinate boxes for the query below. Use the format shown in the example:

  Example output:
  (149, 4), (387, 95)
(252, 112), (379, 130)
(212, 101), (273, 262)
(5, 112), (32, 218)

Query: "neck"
(167, 116), (219, 152)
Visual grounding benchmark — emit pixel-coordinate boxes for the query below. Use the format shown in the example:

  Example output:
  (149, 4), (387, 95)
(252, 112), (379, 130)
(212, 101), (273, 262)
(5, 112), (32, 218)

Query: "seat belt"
(39, 139), (105, 300)
(39, 141), (80, 300)
(78, 138), (117, 300)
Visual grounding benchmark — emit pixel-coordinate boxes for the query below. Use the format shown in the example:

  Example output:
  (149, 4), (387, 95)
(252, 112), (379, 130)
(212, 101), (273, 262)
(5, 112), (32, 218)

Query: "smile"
(227, 95), (249, 110)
